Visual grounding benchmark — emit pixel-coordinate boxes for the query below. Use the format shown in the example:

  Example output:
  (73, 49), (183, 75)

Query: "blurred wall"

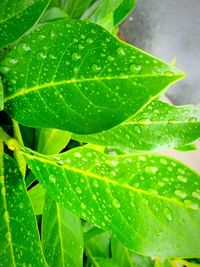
(121, 0), (200, 105)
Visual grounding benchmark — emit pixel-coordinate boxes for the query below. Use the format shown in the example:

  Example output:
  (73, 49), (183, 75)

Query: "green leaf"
(88, 0), (123, 23)
(113, 0), (137, 26)
(94, 258), (119, 267)
(0, 154), (46, 266)
(40, 7), (68, 23)
(36, 128), (71, 154)
(28, 183), (45, 215)
(175, 143), (197, 151)
(0, 76), (3, 110)
(63, 0), (94, 19)
(73, 101), (200, 151)
(42, 193), (83, 266)
(85, 231), (111, 258)
(0, 0), (50, 48)
(2, 19), (183, 134)
(22, 146), (200, 257)
(111, 238), (133, 267)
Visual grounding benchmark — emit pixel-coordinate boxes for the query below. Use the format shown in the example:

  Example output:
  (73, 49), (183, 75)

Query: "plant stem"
(0, 126), (21, 151)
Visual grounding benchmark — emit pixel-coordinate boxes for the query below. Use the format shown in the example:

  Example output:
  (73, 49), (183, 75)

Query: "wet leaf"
(0, 154), (46, 266)
(2, 19), (183, 134)
(73, 101), (200, 151)
(0, 0), (50, 48)
(42, 193), (83, 266)
(22, 146), (200, 257)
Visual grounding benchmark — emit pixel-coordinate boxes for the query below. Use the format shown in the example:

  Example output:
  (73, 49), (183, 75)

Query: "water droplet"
(117, 47), (126, 56)
(188, 117), (197, 123)
(78, 44), (84, 50)
(177, 175), (187, 183)
(49, 53), (57, 60)
(130, 64), (142, 73)
(81, 203), (86, 209)
(134, 126), (141, 134)
(36, 52), (46, 61)
(76, 187), (82, 194)
(160, 158), (168, 165)
(164, 71), (174, 76)
(81, 34), (86, 39)
(111, 160), (119, 167)
(74, 152), (81, 158)
(175, 190), (187, 199)
(49, 174), (56, 184)
(164, 207), (173, 221)
(145, 166), (158, 174)
(92, 64), (102, 72)
(72, 53), (81, 61)
(112, 199), (121, 208)
(17, 43), (31, 55)
(184, 199), (199, 210)
(87, 38), (93, 44)
(192, 191), (200, 200)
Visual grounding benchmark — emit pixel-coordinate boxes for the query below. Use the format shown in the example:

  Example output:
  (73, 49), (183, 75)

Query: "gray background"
(121, 0), (200, 105)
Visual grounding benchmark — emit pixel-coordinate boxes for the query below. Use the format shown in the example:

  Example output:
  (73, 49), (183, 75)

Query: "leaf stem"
(0, 127), (21, 151)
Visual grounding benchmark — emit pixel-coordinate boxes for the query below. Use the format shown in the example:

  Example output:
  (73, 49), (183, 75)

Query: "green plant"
(0, 0), (200, 266)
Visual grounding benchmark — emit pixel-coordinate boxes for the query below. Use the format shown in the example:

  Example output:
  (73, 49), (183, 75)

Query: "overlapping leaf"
(0, 77), (3, 110)
(73, 101), (200, 150)
(1, 19), (183, 134)
(42, 193), (83, 266)
(0, 0), (50, 48)
(22, 146), (200, 257)
(0, 154), (46, 266)
(113, 0), (137, 26)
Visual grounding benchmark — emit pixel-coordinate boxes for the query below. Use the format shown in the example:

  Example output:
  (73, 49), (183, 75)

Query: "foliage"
(0, 0), (200, 266)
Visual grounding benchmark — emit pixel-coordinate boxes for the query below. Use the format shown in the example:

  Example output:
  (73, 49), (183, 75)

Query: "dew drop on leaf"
(177, 175), (187, 183)
(164, 207), (173, 222)
(92, 64), (102, 72)
(130, 64), (142, 73)
(145, 166), (158, 174)
(164, 71), (174, 76)
(175, 190), (187, 199)
(112, 199), (121, 208)
(188, 117), (197, 122)
(49, 174), (56, 184)
(117, 47), (126, 56)
(72, 53), (81, 61)
(192, 191), (200, 200)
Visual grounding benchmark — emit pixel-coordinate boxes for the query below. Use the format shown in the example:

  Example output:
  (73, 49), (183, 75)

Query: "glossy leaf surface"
(0, 77), (3, 110)
(0, 154), (46, 266)
(42, 193), (83, 266)
(2, 19), (183, 134)
(73, 101), (200, 150)
(113, 0), (137, 26)
(0, 0), (50, 48)
(22, 146), (200, 257)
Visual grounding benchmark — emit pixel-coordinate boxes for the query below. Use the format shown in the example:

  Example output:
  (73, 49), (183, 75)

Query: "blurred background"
(121, 0), (200, 105)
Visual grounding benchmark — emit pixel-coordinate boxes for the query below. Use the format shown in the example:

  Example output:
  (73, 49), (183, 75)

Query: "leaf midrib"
(22, 151), (197, 210)
(4, 73), (183, 103)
